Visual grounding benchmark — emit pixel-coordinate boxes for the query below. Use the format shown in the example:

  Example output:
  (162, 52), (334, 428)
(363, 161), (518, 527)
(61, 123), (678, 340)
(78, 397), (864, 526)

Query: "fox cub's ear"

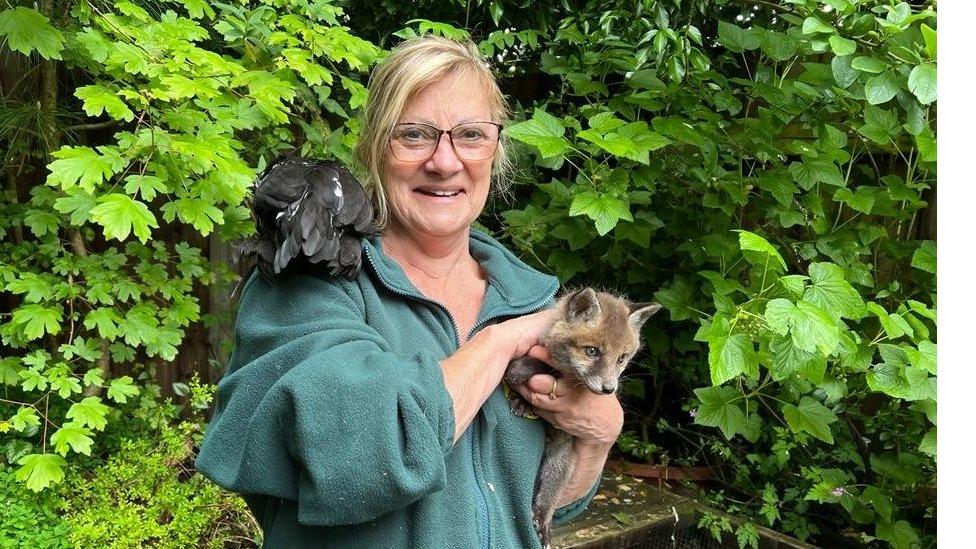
(566, 287), (601, 323)
(628, 302), (662, 331)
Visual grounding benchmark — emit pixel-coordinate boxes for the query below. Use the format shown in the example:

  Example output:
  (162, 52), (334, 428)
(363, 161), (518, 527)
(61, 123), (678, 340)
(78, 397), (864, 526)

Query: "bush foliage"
(1, 0), (935, 547)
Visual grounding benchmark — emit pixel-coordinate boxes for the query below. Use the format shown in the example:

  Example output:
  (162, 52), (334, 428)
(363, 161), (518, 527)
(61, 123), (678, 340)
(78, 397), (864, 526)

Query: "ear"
(566, 288), (601, 323)
(628, 302), (662, 332)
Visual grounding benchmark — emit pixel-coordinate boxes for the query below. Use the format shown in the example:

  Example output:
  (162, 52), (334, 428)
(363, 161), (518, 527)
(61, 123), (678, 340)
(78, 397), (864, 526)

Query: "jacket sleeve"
(195, 272), (456, 527)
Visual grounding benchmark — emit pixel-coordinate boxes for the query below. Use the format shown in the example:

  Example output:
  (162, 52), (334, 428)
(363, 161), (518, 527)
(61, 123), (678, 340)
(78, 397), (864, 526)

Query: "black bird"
(241, 157), (375, 283)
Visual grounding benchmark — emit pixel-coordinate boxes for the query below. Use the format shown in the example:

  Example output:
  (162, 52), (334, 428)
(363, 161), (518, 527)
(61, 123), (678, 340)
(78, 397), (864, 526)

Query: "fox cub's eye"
(584, 346), (600, 358)
(617, 354), (627, 364)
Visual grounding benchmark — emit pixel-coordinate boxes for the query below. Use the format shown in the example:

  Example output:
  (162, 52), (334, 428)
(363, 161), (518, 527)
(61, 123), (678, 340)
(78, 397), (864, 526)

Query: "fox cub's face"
(543, 288), (661, 395)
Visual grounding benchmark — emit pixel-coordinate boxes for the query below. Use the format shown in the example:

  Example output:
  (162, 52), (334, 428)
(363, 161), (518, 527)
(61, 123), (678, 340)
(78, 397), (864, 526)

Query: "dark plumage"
(242, 157), (375, 283)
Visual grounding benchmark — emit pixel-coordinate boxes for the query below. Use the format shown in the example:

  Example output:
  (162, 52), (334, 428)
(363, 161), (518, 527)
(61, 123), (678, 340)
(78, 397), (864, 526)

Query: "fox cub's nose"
(601, 384), (616, 394)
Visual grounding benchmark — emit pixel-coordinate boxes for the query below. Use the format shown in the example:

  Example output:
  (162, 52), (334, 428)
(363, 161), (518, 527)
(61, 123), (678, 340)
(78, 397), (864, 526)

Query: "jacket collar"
(361, 230), (560, 310)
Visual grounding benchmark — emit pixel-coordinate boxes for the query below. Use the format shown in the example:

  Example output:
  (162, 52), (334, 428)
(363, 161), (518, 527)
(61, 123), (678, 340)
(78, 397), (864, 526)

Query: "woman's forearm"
(440, 324), (513, 443)
(556, 439), (613, 507)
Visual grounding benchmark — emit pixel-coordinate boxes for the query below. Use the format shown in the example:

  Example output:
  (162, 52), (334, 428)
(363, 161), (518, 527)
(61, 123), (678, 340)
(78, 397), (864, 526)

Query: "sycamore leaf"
(160, 198), (224, 235)
(65, 397), (110, 431)
(123, 175), (168, 202)
(89, 193), (158, 243)
(50, 422), (94, 456)
(0, 7), (64, 59)
(0, 357), (23, 385)
(53, 187), (96, 226)
(75, 85), (134, 121)
(10, 407), (41, 432)
(49, 376), (82, 399)
(107, 376), (140, 404)
(693, 386), (745, 439)
(15, 453), (67, 492)
(569, 191), (632, 236)
(83, 307), (123, 340)
(47, 146), (125, 193)
(505, 108), (573, 159)
(782, 397), (838, 444)
(11, 303), (62, 340)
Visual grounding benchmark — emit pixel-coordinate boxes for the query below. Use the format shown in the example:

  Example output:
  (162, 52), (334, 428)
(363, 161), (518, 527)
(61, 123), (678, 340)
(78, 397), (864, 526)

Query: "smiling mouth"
(416, 188), (463, 198)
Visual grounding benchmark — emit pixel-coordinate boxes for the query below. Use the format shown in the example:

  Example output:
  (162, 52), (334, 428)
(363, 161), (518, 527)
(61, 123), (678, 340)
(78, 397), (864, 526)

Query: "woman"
(196, 36), (623, 548)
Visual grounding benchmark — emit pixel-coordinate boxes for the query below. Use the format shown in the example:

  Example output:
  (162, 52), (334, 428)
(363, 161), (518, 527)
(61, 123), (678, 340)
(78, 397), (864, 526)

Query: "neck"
(382, 223), (473, 280)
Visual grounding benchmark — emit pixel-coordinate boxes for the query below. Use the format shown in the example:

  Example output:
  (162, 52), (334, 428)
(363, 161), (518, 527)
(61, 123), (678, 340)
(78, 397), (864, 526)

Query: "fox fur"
(504, 288), (661, 548)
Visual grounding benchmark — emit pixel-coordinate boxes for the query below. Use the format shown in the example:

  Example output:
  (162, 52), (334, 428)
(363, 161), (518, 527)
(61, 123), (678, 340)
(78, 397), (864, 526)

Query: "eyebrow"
(397, 118), (486, 127)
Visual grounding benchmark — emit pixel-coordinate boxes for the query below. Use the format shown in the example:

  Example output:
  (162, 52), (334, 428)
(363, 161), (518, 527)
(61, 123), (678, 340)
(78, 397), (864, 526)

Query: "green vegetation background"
(0, 0), (936, 547)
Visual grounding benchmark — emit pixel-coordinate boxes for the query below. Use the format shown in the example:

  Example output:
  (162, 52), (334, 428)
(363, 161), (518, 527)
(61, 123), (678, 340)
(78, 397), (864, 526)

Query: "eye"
(584, 346), (600, 358)
(395, 125), (437, 143)
(453, 125), (488, 142)
(617, 354), (626, 364)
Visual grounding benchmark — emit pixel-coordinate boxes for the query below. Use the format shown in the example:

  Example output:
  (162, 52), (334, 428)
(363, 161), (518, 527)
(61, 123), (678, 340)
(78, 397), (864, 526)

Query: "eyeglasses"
(389, 122), (503, 162)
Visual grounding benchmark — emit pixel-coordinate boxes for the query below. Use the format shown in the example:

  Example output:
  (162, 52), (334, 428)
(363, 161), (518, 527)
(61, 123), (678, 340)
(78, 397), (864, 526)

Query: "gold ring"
(548, 378), (558, 400)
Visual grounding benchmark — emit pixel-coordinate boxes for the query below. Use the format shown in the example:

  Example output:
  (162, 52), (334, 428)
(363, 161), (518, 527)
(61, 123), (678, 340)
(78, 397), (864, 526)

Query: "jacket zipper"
(363, 244), (558, 549)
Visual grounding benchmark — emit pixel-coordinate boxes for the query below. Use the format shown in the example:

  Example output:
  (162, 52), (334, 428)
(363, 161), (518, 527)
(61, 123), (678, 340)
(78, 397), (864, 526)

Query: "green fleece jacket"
(196, 230), (599, 548)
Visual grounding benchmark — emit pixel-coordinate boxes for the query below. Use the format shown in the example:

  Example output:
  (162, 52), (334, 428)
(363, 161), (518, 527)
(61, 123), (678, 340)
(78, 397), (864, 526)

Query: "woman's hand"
(495, 308), (561, 361)
(513, 366), (624, 447)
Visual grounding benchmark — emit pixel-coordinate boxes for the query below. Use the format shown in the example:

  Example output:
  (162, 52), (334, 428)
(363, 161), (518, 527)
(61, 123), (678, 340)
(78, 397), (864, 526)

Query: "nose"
(425, 133), (464, 175)
(601, 384), (616, 394)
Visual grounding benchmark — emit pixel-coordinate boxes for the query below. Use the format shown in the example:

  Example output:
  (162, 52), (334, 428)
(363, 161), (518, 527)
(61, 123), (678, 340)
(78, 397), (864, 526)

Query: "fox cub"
(504, 288), (661, 549)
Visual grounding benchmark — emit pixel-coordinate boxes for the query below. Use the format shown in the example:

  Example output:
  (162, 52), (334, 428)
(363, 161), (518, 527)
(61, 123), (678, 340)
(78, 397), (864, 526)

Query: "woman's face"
(384, 72), (494, 241)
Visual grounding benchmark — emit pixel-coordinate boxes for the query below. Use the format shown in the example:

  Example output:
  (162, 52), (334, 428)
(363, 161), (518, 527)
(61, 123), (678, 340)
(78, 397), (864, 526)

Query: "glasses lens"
(450, 123), (499, 160)
(390, 124), (439, 161)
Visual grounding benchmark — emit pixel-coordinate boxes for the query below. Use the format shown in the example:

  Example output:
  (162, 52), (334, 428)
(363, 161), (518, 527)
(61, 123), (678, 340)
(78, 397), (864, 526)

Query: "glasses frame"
(388, 121), (503, 162)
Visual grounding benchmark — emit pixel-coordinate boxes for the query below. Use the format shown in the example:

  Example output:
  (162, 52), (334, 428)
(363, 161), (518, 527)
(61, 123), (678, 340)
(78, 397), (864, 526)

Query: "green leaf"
(693, 386), (745, 439)
(11, 303), (62, 340)
(803, 263), (865, 320)
(65, 397), (111, 431)
(782, 397), (838, 444)
(858, 105), (901, 144)
(735, 522), (760, 549)
(75, 85), (135, 122)
(0, 357), (23, 385)
(910, 240), (936, 273)
(920, 24), (936, 60)
(737, 231), (787, 271)
(802, 17), (835, 35)
(50, 376), (82, 399)
(15, 453), (67, 491)
(505, 108), (572, 159)
(708, 333), (758, 385)
(107, 376), (140, 404)
(851, 56), (887, 74)
(123, 175), (168, 202)
(50, 422), (94, 456)
(569, 191), (632, 236)
(876, 520), (919, 549)
(831, 56), (858, 88)
(10, 407), (41, 432)
(792, 301), (840, 356)
(908, 64), (937, 105)
(0, 7), (64, 59)
(47, 146), (125, 193)
(764, 299), (794, 336)
(919, 428), (936, 457)
(864, 71), (899, 105)
(769, 334), (824, 382)
(161, 198), (224, 235)
(833, 187), (876, 214)
(53, 187), (96, 226)
(827, 35), (856, 56)
(83, 307), (122, 340)
(89, 193), (159, 243)
(717, 21), (760, 53)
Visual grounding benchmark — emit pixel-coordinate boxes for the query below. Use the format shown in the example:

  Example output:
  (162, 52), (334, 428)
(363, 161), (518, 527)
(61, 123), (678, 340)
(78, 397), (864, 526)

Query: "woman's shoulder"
(237, 263), (368, 317)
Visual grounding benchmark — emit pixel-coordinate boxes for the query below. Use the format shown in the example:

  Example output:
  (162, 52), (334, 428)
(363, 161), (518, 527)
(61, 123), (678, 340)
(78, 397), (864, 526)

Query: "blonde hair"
(354, 35), (512, 230)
